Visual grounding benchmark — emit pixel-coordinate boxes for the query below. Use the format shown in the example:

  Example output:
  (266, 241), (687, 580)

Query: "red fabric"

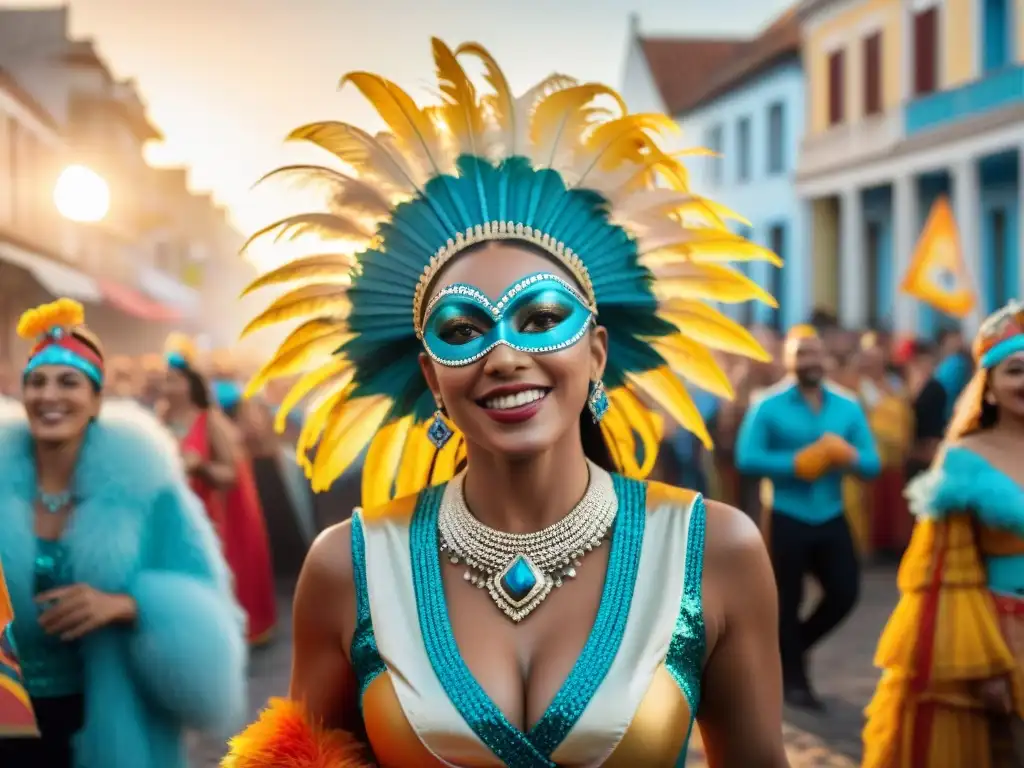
(994, 593), (1024, 618)
(180, 411), (227, 539)
(222, 457), (278, 643)
(98, 279), (180, 322)
(870, 469), (913, 552)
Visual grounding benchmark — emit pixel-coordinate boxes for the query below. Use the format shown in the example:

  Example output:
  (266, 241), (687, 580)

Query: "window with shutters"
(827, 49), (845, 126)
(704, 124), (723, 186)
(736, 116), (751, 182)
(913, 7), (938, 96)
(767, 102), (785, 174)
(768, 224), (786, 329)
(863, 32), (883, 116)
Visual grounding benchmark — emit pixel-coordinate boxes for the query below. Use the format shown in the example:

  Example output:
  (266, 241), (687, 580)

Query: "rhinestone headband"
(412, 221), (597, 339)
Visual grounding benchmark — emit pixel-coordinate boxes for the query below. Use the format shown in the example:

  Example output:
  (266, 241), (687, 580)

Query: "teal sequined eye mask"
(422, 273), (595, 367)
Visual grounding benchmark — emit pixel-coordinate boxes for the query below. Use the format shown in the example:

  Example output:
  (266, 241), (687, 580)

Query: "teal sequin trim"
(666, 494), (707, 762)
(17, 538), (83, 698)
(410, 476), (647, 766)
(528, 474), (646, 754)
(349, 512), (386, 699)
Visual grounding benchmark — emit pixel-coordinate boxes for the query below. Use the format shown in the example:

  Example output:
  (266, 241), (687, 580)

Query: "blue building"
(796, 0), (1023, 337)
(622, 10), (809, 330)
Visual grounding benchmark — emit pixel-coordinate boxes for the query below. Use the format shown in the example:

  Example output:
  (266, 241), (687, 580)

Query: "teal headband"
(980, 335), (1024, 369)
(422, 272), (594, 367)
(24, 344), (104, 387)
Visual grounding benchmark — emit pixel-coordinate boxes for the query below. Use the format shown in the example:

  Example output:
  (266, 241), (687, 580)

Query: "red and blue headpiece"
(17, 299), (104, 387)
(976, 300), (1024, 370)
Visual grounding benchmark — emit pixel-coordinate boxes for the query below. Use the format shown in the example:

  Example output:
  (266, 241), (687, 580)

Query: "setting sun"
(53, 165), (111, 223)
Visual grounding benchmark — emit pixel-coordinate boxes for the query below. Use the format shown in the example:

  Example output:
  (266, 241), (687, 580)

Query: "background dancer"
(737, 325), (880, 711)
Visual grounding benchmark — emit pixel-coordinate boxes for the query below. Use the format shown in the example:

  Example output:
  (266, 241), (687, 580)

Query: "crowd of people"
(3, 33), (1023, 768)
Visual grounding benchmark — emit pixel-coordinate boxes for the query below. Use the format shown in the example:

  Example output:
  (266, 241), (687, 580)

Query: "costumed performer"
(863, 300), (1024, 767)
(0, 299), (246, 768)
(211, 378), (279, 643)
(160, 334), (237, 540)
(223, 38), (789, 768)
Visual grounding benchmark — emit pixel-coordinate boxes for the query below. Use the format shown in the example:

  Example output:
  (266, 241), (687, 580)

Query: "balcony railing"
(905, 64), (1024, 137)
(796, 108), (904, 180)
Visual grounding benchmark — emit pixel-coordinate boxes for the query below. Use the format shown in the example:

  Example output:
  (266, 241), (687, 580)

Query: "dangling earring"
(985, 391), (997, 406)
(587, 379), (609, 423)
(427, 396), (453, 449)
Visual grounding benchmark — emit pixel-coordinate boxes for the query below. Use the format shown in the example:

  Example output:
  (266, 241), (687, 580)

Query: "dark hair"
(979, 397), (999, 430)
(579, 407), (616, 472)
(173, 362), (212, 410)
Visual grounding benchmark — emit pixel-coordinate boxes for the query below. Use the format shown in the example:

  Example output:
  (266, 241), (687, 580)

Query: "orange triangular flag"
(900, 196), (975, 317)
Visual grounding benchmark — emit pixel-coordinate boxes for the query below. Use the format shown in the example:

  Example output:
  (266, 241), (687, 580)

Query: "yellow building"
(796, 0), (1024, 337)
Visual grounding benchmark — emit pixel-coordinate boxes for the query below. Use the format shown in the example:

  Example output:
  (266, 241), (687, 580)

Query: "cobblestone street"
(191, 568), (897, 766)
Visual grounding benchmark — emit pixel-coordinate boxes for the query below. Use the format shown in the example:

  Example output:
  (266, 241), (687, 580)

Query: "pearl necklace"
(438, 461), (618, 622)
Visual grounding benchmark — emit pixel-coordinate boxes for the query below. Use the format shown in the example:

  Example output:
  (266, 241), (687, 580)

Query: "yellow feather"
(656, 300), (771, 362)
(287, 121), (418, 194)
(241, 254), (356, 297)
(599, 406), (639, 476)
(640, 238), (782, 268)
(312, 395), (392, 492)
(455, 42), (514, 152)
(248, 329), (352, 398)
(395, 424), (438, 498)
(652, 262), (779, 308)
(243, 212), (373, 252)
(608, 387), (661, 478)
(295, 382), (352, 477)
(507, 74), (578, 156)
(361, 416), (414, 507)
(628, 367), (713, 449)
(431, 38), (485, 159)
(309, 396), (385, 489)
(272, 358), (354, 431)
(241, 284), (353, 338)
(529, 84), (625, 168)
(430, 431), (465, 486)
(341, 72), (445, 177)
(255, 165), (396, 218)
(650, 333), (734, 400)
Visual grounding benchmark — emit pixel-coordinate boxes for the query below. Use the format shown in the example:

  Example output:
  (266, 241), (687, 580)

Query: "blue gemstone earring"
(427, 400), (453, 449)
(587, 379), (609, 423)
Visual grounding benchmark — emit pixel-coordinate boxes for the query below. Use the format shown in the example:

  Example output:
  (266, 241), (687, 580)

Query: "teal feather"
(329, 154), (673, 422)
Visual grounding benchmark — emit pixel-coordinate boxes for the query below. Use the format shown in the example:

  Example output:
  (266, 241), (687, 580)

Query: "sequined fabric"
(351, 480), (707, 767)
(14, 538), (83, 698)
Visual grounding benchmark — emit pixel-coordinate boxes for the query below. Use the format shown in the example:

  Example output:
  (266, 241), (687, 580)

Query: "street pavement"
(190, 568), (898, 767)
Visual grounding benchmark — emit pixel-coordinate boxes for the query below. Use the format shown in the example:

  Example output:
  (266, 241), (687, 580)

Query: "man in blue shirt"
(736, 326), (880, 711)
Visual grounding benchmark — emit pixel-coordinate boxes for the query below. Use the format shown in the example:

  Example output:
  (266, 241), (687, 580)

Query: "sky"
(5, 0), (792, 234)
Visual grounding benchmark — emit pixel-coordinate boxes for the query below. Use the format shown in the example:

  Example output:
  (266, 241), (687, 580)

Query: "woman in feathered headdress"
(224, 40), (787, 767)
(863, 300), (1024, 767)
(0, 300), (246, 767)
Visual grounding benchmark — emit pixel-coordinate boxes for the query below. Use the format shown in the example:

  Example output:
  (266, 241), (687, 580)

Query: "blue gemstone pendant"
(492, 554), (548, 621)
(427, 410), (453, 449)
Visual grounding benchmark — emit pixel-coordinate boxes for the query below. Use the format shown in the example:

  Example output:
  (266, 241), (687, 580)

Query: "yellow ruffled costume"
(863, 453), (1024, 768)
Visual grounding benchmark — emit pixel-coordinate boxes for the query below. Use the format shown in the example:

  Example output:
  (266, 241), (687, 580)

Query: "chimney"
(629, 12), (640, 38)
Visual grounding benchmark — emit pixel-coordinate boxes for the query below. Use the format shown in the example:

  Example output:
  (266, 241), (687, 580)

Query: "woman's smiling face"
(419, 242), (607, 461)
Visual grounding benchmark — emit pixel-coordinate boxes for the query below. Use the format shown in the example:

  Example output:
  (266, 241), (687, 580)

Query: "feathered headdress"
(976, 299), (1024, 369)
(18, 298), (104, 386)
(164, 332), (198, 370)
(241, 39), (779, 504)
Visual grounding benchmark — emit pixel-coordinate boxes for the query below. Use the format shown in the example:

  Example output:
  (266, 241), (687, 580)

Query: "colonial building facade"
(796, 0), (1023, 335)
(620, 12), (810, 330)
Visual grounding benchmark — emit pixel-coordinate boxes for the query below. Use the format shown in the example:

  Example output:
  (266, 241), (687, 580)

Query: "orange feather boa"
(221, 698), (375, 768)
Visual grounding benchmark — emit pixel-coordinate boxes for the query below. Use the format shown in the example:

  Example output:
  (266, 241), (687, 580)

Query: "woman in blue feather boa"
(0, 299), (247, 768)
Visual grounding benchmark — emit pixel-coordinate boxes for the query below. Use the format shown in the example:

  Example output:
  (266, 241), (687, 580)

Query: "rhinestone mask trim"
(438, 461), (618, 622)
(421, 273), (595, 368)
